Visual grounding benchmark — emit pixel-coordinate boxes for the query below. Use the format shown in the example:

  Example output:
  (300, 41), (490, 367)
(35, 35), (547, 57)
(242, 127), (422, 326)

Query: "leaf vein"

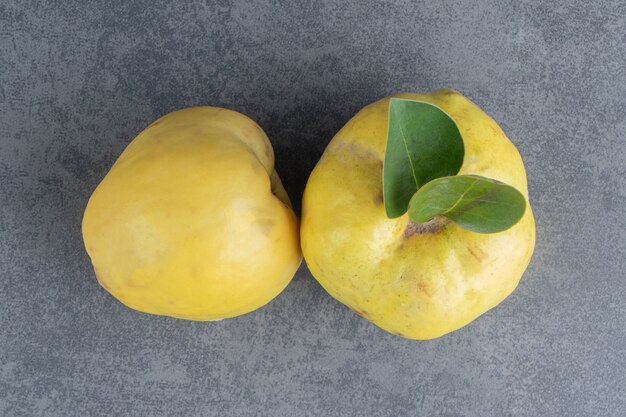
(391, 104), (421, 189)
(441, 178), (480, 216)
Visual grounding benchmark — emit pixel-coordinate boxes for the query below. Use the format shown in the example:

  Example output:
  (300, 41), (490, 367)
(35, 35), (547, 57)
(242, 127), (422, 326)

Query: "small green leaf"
(408, 175), (527, 233)
(383, 99), (464, 218)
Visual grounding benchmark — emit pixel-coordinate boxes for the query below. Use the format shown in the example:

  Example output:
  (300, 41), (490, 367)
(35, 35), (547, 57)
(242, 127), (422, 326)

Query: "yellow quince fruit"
(301, 89), (535, 339)
(83, 107), (301, 320)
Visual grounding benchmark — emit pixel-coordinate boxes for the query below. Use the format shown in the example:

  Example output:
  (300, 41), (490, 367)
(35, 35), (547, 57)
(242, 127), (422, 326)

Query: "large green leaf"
(408, 175), (527, 233)
(383, 98), (464, 218)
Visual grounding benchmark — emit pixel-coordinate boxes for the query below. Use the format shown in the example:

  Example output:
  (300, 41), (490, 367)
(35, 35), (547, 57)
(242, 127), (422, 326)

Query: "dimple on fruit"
(301, 89), (535, 339)
(82, 107), (302, 320)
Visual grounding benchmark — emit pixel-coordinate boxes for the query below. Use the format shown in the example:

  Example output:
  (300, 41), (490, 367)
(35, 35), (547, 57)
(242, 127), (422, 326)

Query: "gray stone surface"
(1, 0), (625, 415)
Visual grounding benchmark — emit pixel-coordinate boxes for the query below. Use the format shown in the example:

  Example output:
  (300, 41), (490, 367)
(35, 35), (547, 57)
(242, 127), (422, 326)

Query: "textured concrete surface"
(1, 0), (625, 416)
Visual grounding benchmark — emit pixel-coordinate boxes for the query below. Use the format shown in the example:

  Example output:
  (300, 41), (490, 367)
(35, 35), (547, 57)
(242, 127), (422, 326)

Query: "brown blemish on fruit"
(261, 224), (272, 236)
(373, 192), (384, 205)
(416, 281), (431, 296)
(331, 139), (380, 162)
(468, 246), (486, 262)
(394, 332), (405, 337)
(403, 217), (448, 238)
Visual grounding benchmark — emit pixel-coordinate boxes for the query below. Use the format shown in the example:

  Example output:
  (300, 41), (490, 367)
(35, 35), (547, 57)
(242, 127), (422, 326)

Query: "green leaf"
(383, 99), (464, 218)
(407, 175), (527, 233)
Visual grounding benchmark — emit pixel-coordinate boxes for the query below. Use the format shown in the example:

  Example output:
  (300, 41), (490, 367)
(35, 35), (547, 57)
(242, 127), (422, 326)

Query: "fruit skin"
(301, 89), (535, 339)
(82, 107), (302, 320)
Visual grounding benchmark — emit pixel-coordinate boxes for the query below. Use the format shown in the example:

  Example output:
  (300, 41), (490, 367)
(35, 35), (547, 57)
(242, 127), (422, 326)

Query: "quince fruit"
(83, 107), (301, 320)
(301, 90), (535, 339)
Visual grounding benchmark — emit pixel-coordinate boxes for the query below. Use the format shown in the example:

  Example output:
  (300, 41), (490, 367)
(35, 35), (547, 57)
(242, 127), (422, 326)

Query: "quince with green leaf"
(301, 89), (535, 339)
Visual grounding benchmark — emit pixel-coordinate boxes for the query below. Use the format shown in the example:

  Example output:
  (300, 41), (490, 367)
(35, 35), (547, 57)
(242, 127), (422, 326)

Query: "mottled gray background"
(1, 0), (625, 416)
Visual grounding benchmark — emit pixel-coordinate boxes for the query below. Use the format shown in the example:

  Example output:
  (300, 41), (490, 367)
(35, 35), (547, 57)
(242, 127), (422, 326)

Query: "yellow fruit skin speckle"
(83, 107), (302, 320)
(301, 90), (535, 339)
